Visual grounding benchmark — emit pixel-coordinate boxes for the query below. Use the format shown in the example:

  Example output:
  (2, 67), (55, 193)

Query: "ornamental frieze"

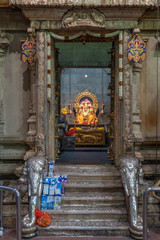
(31, 20), (138, 30)
(9, 0), (156, 7)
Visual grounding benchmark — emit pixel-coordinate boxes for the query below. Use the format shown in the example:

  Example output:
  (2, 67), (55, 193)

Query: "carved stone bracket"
(120, 157), (143, 239)
(0, 31), (9, 54)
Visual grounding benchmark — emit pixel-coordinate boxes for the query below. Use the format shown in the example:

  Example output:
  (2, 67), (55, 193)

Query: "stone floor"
(1, 228), (160, 240)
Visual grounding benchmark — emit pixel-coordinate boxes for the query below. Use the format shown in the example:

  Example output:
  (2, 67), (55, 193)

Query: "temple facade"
(0, 0), (160, 239)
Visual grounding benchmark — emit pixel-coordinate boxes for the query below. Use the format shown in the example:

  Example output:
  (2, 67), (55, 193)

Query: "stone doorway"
(50, 37), (121, 165)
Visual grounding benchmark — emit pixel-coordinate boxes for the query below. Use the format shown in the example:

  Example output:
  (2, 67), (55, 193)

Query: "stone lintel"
(9, 0), (156, 7)
(31, 20), (138, 30)
(22, 8), (145, 20)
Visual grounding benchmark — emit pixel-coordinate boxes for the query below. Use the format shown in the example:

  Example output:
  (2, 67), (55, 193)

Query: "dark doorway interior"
(55, 41), (114, 164)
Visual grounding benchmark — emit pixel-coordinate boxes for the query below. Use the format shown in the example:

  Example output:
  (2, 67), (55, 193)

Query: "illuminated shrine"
(0, 0), (160, 239)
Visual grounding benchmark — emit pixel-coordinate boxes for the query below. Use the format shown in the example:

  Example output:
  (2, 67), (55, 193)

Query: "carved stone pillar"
(28, 62), (36, 137)
(36, 31), (47, 155)
(0, 33), (9, 136)
(132, 62), (142, 141)
(123, 31), (133, 155)
(121, 30), (145, 240)
(48, 38), (56, 163)
(21, 32), (48, 238)
(24, 62), (37, 160)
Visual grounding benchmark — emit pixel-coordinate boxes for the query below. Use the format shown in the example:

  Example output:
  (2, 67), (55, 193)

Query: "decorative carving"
(128, 28), (146, 63)
(74, 89), (98, 116)
(0, 31), (9, 53)
(132, 62), (143, 140)
(76, 130), (105, 146)
(123, 63), (133, 154)
(22, 36), (36, 64)
(106, 20), (137, 29)
(120, 157), (143, 239)
(35, 134), (45, 156)
(30, 20), (40, 29)
(31, 20), (138, 31)
(10, 0), (156, 7)
(19, 154), (48, 238)
(62, 9), (105, 28)
(36, 31), (47, 154)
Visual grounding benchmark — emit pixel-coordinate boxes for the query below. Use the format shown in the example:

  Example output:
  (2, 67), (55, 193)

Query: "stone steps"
(44, 207), (127, 220)
(64, 184), (123, 193)
(38, 164), (129, 237)
(62, 199), (125, 206)
(37, 219), (129, 236)
(68, 174), (120, 181)
(54, 164), (120, 174)
(63, 191), (124, 199)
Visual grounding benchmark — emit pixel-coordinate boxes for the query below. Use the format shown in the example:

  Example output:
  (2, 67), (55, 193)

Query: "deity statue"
(75, 98), (98, 125)
(88, 108), (98, 125)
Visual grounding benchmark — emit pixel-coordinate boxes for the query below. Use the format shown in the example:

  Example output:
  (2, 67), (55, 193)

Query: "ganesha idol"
(74, 89), (99, 125)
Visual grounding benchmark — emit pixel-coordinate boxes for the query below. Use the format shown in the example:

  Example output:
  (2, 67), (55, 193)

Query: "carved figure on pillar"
(120, 157), (143, 239)
(19, 134), (48, 238)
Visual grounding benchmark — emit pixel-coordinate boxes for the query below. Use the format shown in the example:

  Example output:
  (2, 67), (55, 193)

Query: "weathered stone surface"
(143, 164), (160, 176)
(37, 219), (129, 237)
(9, 0), (156, 7)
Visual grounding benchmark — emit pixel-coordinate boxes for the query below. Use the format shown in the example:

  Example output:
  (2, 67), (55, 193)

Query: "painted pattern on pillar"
(128, 35), (146, 63)
(22, 36), (36, 64)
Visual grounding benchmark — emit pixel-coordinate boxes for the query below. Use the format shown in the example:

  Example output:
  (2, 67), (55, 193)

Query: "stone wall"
(4, 33), (30, 137)
(140, 36), (160, 139)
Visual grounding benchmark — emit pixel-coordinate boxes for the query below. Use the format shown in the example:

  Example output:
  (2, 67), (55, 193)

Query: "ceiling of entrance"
(55, 42), (112, 67)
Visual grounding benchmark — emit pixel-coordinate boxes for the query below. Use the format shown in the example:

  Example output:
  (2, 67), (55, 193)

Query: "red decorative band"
(48, 70), (51, 74)
(47, 56), (51, 59)
(47, 84), (51, 88)
(119, 54), (123, 58)
(119, 40), (123, 44)
(119, 68), (123, 72)
(119, 81), (123, 86)
(65, 36), (69, 41)
(47, 42), (51, 46)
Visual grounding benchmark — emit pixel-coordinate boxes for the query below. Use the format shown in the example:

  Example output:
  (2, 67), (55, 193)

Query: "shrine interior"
(55, 40), (114, 164)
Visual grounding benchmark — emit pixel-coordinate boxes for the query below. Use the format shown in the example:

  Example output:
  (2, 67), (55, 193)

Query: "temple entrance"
(55, 40), (116, 164)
